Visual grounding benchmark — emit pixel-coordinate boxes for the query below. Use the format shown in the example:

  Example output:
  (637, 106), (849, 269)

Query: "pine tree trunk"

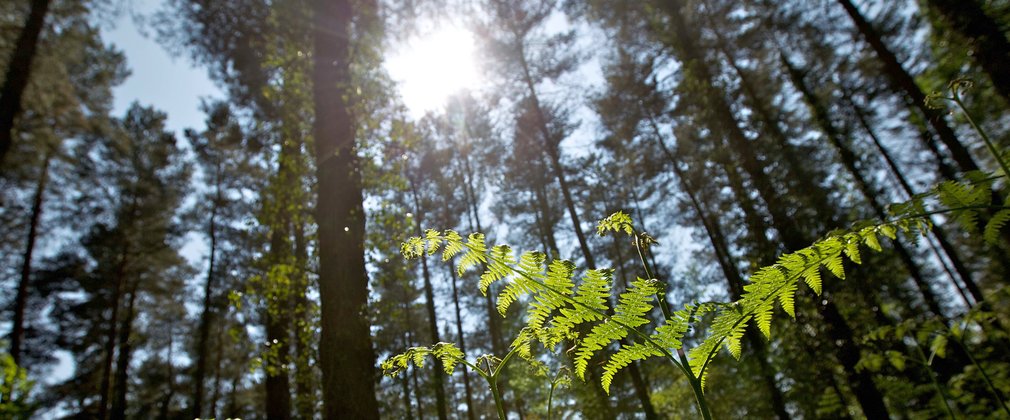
(460, 148), (506, 356)
(846, 92), (985, 304)
(10, 150), (50, 365)
(210, 321), (225, 419)
(656, 2), (891, 416)
(447, 263), (476, 420)
(265, 151), (294, 420)
(924, 0), (1010, 103)
(781, 53), (947, 319)
(835, 0), (979, 174)
(99, 230), (132, 420)
(292, 220), (315, 420)
(408, 181), (449, 420)
(111, 283), (139, 420)
(517, 55), (596, 269)
(0, 0), (51, 167)
(662, 136), (791, 420)
(312, 0), (380, 417)
(192, 176), (221, 418)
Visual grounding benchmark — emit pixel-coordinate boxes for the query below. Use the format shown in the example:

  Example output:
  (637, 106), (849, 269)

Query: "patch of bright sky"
(103, 0), (223, 134)
(385, 25), (483, 119)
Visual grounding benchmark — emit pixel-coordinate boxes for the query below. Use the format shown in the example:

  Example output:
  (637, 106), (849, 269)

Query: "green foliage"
(386, 208), (943, 398)
(0, 353), (35, 418)
(381, 342), (466, 377)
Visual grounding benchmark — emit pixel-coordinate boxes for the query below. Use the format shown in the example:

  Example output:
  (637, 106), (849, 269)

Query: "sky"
(102, 0), (223, 135)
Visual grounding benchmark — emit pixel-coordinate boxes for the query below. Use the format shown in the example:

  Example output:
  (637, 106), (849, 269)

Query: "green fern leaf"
(755, 302), (774, 339)
(458, 233), (487, 276)
(601, 342), (662, 393)
(984, 209), (1010, 244)
(574, 277), (655, 379)
(843, 235), (862, 264)
(801, 265), (822, 295)
(424, 229), (442, 255)
(862, 228), (882, 252)
(481, 245), (516, 295)
(442, 230), (464, 261)
(597, 211), (635, 236)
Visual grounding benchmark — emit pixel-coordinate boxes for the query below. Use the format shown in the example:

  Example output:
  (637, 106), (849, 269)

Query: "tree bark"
(781, 53), (947, 320)
(924, 0), (1010, 103)
(836, 0), (979, 175)
(10, 150), (50, 365)
(0, 0), (51, 167)
(111, 283), (139, 420)
(99, 229), (132, 420)
(292, 219), (315, 420)
(408, 181), (449, 420)
(312, 0), (380, 417)
(447, 258), (476, 420)
(846, 91), (984, 305)
(192, 174), (221, 419)
(655, 2), (891, 417)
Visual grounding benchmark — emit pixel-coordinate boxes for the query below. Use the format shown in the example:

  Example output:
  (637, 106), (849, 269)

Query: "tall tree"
(312, 0), (380, 417)
(0, 0), (52, 167)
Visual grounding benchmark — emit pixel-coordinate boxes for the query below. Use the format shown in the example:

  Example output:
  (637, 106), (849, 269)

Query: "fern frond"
(549, 269), (612, 344)
(574, 278), (657, 379)
(424, 229), (442, 255)
(936, 180), (990, 231)
(985, 209), (1010, 244)
(483, 245), (516, 296)
(442, 230), (464, 261)
(601, 342), (662, 393)
(381, 342), (466, 377)
(597, 211), (635, 236)
(527, 260), (575, 341)
(459, 233), (488, 276)
(496, 251), (543, 315)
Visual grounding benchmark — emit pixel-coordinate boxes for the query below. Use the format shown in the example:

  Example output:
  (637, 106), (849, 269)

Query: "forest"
(2, 0), (1010, 418)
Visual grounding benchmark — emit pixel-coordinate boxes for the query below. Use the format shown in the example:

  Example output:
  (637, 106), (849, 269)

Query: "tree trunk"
(312, 0), (380, 417)
(192, 175), (221, 419)
(99, 232), (132, 420)
(210, 320), (226, 419)
(111, 283), (139, 420)
(656, 2), (891, 417)
(408, 181), (449, 420)
(780, 53), (947, 320)
(924, 0), (1010, 103)
(835, 0), (979, 175)
(0, 0), (51, 167)
(846, 91), (985, 304)
(662, 137), (791, 420)
(265, 148), (295, 420)
(459, 146), (506, 356)
(447, 261), (476, 420)
(10, 150), (50, 365)
(292, 219), (315, 420)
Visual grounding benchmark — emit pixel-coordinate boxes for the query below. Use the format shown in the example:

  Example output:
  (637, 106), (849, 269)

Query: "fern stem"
(547, 379), (557, 420)
(950, 92), (1010, 179)
(951, 330), (1010, 416)
(679, 348), (714, 420)
(489, 379), (507, 420)
(912, 339), (957, 419)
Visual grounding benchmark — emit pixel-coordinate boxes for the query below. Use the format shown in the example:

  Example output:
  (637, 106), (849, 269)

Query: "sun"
(385, 26), (482, 117)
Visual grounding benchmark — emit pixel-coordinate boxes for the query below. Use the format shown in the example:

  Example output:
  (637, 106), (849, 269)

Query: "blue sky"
(102, 0), (222, 134)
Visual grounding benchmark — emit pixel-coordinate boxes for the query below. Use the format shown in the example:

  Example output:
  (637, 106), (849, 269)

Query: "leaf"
(862, 229), (882, 252)
(886, 351), (906, 371)
(984, 209), (1010, 245)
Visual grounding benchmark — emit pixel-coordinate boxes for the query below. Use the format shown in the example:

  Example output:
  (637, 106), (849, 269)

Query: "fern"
(387, 194), (1005, 418)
